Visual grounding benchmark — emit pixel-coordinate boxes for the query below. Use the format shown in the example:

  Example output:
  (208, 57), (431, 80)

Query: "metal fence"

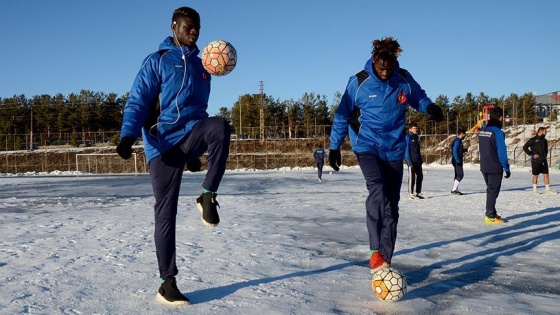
(1, 130), (559, 174)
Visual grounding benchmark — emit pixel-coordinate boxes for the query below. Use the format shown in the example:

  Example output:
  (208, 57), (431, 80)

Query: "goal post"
(75, 153), (138, 174)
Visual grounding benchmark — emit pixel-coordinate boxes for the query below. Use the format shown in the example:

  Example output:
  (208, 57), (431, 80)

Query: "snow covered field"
(1, 164), (559, 315)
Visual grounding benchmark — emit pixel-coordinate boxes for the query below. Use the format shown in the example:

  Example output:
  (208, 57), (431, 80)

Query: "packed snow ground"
(1, 164), (559, 315)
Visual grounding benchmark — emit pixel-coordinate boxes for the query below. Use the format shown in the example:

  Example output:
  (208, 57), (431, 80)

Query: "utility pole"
(260, 81), (265, 143)
(30, 105), (34, 151)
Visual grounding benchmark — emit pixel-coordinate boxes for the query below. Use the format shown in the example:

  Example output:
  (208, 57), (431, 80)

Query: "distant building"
(535, 91), (560, 121)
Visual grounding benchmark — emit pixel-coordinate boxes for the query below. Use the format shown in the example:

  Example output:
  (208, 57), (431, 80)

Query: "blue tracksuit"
(329, 59), (433, 263)
(452, 137), (464, 181)
(313, 147), (327, 179)
(405, 132), (423, 195)
(120, 37), (231, 279)
(478, 119), (510, 218)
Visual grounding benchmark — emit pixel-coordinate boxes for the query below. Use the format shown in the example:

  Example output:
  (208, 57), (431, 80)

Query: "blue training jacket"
(452, 137), (464, 164)
(478, 120), (510, 173)
(405, 132), (422, 166)
(119, 37), (211, 162)
(313, 148), (327, 164)
(329, 59), (433, 161)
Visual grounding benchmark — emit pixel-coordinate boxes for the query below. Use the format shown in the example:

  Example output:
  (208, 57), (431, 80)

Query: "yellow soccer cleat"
(484, 216), (504, 224)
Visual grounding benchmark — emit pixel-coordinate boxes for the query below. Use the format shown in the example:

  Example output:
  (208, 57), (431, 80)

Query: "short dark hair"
(537, 127), (547, 133)
(172, 7), (200, 25)
(457, 127), (466, 135)
(409, 122), (418, 129)
(489, 107), (503, 120)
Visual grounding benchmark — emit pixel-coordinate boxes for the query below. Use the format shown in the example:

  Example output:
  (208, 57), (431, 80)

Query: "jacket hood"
(363, 59), (401, 82)
(159, 36), (200, 57)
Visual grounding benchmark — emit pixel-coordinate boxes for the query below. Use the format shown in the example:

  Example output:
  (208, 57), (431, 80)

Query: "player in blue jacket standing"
(451, 128), (466, 195)
(478, 107), (510, 224)
(405, 122), (424, 199)
(116, 7), (231, 305)
(328, 37), (443, 273)
(313, 145), (327, 182)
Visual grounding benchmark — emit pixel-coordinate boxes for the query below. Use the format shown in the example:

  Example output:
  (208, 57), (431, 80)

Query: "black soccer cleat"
(451, 190), (464, 195)
(156, 276), (190, 306)
(196, 192), (220, 227)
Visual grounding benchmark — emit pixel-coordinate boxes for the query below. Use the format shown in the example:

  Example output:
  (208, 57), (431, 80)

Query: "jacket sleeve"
(329, 77), (356, 150)
(495, 130), (510, 172)
(119, 54), (161, 140)
(400, 69), (432, 113)
(452, 139), (461, 163)
(522, 138), (533, 156)
(405, 134), (412, 165)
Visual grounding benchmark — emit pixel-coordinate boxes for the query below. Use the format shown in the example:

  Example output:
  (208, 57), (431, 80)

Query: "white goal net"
(75, 153), (139, 174)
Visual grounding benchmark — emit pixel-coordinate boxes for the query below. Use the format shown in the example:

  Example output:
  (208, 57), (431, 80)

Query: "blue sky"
(1, 0), (558, 115)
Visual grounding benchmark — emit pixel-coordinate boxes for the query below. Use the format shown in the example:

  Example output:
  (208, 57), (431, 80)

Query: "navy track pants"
(317, 162), (324, 179)
(356, 152), (403, 263)
(149, 117), (230, 278)
(482, 172), (502, 218)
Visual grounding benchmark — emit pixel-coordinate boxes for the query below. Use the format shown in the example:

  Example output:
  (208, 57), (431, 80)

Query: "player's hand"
(427, 104), (444, 122)
(329, 149), (341, 171)
(504, 171), (511, 179)
(187, 159), (202, 172)
(116, 136), (136, 160)
(533, 154), (539, 160)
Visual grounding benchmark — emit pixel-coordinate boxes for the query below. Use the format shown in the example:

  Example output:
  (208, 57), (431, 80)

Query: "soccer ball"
(201, 40), (237, 76)
(372, 267), (407, 302)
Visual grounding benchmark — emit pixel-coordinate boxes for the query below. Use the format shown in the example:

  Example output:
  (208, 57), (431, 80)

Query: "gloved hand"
(427, 104), (444, 122)
(329, 149), (341, 171)
(116, 136), (136, 160)
(504, 171), (511, 179)
(187, 159), (202, 172)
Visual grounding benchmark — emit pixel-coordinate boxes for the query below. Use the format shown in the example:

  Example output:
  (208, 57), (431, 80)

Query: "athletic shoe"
(484, 216), (504, 224)
(416, 193), (426, 199)
(409, 194), (419, 200)
(369, 252), (390, 274)
(318, 178), (322, 183)
(532, 190), (539, 195)
(156, 276), (190, 306)
(451, 190), (464, 195)
(545, 189), (557, 195)
(196, 192), (220, 227)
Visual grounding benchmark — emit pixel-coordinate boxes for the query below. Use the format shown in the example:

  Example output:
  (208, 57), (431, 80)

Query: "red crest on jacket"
(398, 92), (407, 104)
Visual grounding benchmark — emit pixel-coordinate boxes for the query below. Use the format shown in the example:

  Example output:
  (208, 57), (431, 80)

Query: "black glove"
(116, 136), (136, 160)
(186, 159), (202, 172)
(505, 171), (511, 179)
(427, 104), (444, 122)
(329, 149), (341, 171)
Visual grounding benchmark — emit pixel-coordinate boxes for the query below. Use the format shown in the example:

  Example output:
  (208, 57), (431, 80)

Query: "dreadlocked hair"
(371, 37), (402, 63)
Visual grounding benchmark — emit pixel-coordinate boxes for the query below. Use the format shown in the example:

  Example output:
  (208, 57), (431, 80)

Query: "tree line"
(0, 89), (538, 150)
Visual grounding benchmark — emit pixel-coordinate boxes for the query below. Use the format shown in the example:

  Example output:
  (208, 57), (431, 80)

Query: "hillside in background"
(427, 122), (560, 169)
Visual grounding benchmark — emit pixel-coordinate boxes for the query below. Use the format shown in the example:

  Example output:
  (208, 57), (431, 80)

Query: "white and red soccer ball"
(202, 40), (237, 76)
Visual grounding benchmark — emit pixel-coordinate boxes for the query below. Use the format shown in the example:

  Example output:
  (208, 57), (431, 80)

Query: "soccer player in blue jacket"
(451, 128), (466, 195)
(328, 37), (444, 273)
(313, 145), (327, 182)
(478, 107), (510, 224)
(405, 122), (424, 199)
(116, 7), (231, 305)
